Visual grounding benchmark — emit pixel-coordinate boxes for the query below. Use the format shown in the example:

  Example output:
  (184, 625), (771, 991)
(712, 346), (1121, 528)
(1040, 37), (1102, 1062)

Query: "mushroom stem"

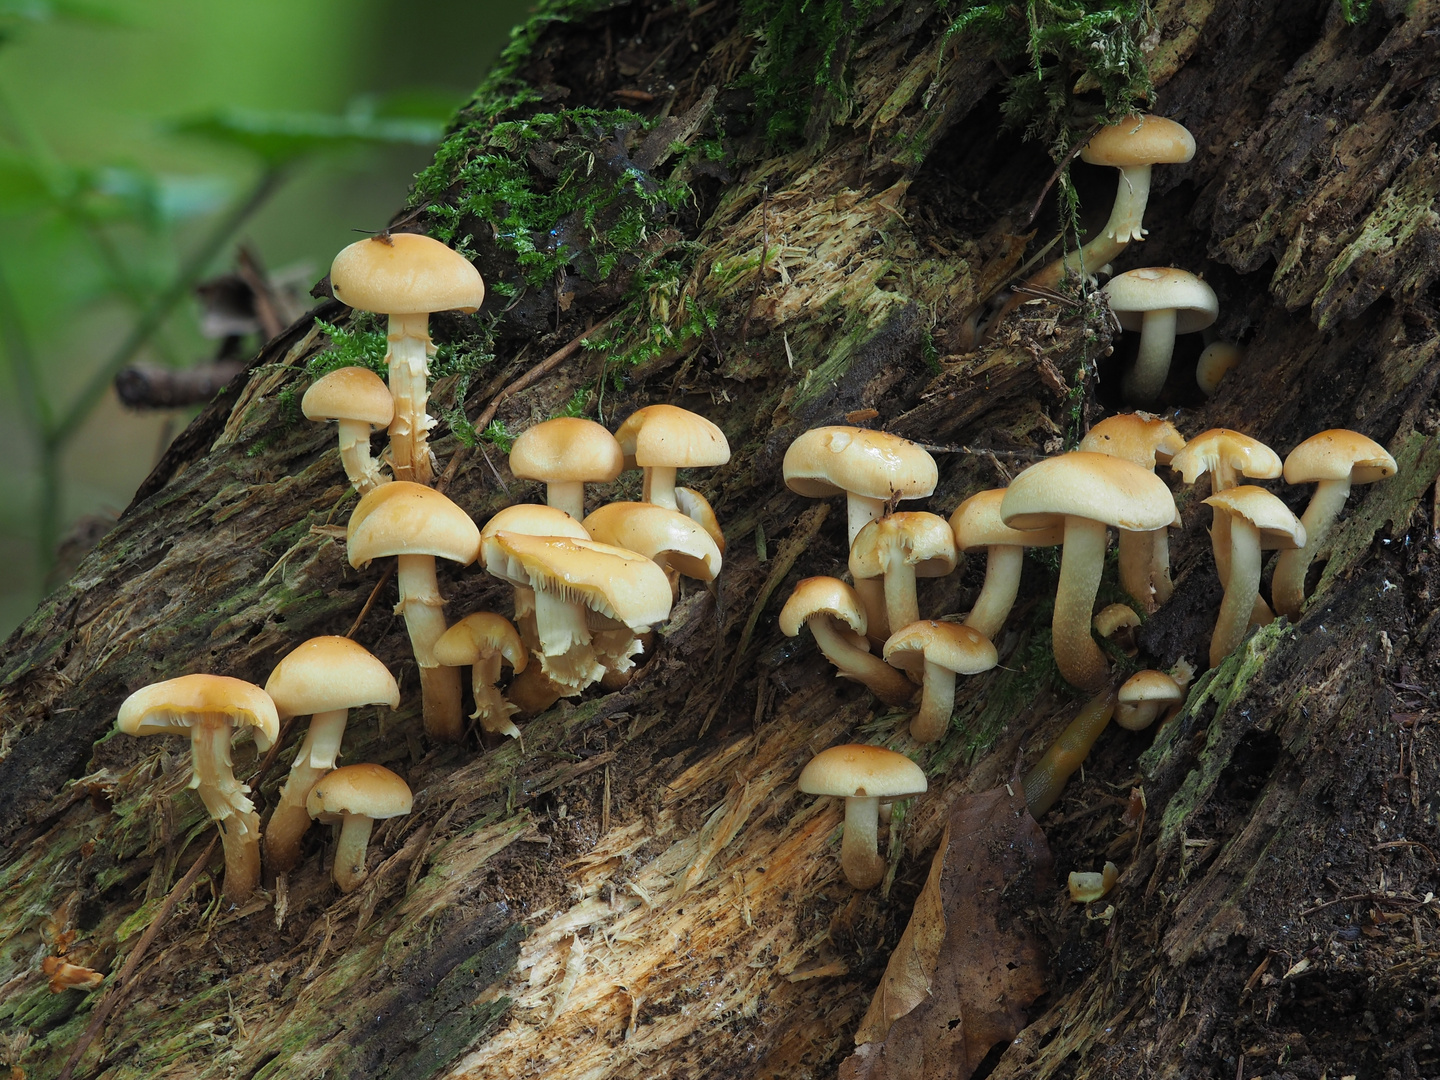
(1105, 164), (1154, 244)
(808, 616), (915, 706)
(965, 544), (1023, 640)
(845, 494), (889, 643)
(910, 660), (957, 743)
(1022, 691), (1117, 818)
(546, 481), (586, 522)
(642, 465), (679, 510)
(1121, 307), (1178, 405)
(471, 652), (521, 740)
(1210, 515), (1263, 667)
(385, 312), (436, 486)
(1152, 525), (1174, 605)
(880, 556), (920, 634)
(1272, 477), (1351, 620)
(264, 708), (348, 874)
(1117, 529), (1157, 612)
(1052, 516), (1112, 694)
(332, 811), (376, 893)
(336, 418), (388, 493)
(190, 719), (260, 902)
(395, 552), (464, 741)
(839, 794), (885, 890)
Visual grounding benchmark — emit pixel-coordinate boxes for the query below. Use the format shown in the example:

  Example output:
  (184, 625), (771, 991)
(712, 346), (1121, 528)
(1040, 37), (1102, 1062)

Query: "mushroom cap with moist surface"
(614, 404), (730, 470)
(306, 762), (413, 823)
(510, 417), (624, 485)
(1080, 114), (1196, 168)
(779, 576), (868, 639)
(118, 674), (279, 744)
(1001, 452), (1176, 532)
(583, 501), (722, 582)
(264, 636), (399, 720)
(849, 512), (957, 580)
(329, 233), (484, 315)
(1104, 268), (1219, 334)
(481, 533), (672, 631)
(783, 426), (937, 503)
(1283, 429), (1397, 485)
(1078, 413), (1185, 469)
(301, 367), (394, 427)
(883, 620), (996, 675)
(347, 481), (481, 568)
(480, 502), (590, 542)
(1204, 486), (1307, 549)
(798, 744), (927, 799)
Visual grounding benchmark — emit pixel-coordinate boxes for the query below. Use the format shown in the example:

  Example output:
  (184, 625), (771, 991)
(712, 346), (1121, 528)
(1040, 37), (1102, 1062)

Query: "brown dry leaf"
(841, 783), (1052, 1080)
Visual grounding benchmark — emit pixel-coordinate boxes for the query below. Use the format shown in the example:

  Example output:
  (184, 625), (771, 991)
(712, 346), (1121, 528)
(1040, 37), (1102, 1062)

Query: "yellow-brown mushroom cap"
(481, 533), (672, 631)
(1079, 413), (1186, 469)
(1104, 268), (1219, 335)
(783, 426), (937, 502)
(950, 489), (1065, 549)
(347, 481), (480, 568)
(1001, 452), (1176, 532)
(479, 503), (590, 542)
(1118, 670), (1183, 712)
(1283, 429), (1397, 486)
(434, 612), (528, 671)
(509, 417), (624, 485)
(614, 404), (730, 470)
(674, 486), (726, 554)
(1169, 429), (1281, 485)
(798, 744), (927, 799)
(779, 577), (868, 638)
(582, 501), (722, 582)
(264, 636), (400, 720)
(306, 762), (413, 823)
(1203, 486), (1306, 549)
(1080, 114), (1195, 168)
(118, 674), (279, 744)
(849, 512), (957, 580)
(882, 621), (996, 675)
(301, 367), (394, 427)
(329, 233), (484, 315)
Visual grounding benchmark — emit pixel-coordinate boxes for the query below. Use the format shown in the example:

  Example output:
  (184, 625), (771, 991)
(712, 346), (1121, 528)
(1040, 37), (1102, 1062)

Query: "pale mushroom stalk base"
(910, 661), (957, 743)
(965, 544), (1022, 640)
(1117, 529), (1157, 612)
(332, 812), (376, 893)
(1022, 691), (1117, 818)
(1272, 477), (1352, 620)
(642, 466), (679, 510)
(385, 312), (436, 486)
(808, 616), (915, 707)
(265, 708), (348, 874)
(1052, 517), (1112, 694)
(1210, 517), (1263, 668)
(1121, 307), (1179, 406)
(839, 795), (886, 890)
(546, 481), (586, 522)
(336, 418), (389, 494)
(396, 553), (464, 741)
(470, 653), (521, 740)
(847, 494), (889, 643)
(190, 719), (261, 901)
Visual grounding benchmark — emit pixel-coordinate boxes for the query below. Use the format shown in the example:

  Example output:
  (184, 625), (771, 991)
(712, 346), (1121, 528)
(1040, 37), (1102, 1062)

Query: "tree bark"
(2, 2), (1439, 1079)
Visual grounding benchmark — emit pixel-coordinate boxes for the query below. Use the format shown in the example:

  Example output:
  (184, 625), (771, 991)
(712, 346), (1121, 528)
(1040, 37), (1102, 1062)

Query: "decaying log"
(2, 2), (1439, 1079)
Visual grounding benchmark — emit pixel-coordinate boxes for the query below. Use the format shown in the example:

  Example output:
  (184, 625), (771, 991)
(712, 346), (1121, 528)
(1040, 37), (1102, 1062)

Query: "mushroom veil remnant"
(330, 232), (484, 485)
(434, 612), (528, 741)
(117, 674), (280, 902)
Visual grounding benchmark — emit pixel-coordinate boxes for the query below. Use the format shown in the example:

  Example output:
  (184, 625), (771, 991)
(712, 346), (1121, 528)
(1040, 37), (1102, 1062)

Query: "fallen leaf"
(841, 783), (1052, 1080)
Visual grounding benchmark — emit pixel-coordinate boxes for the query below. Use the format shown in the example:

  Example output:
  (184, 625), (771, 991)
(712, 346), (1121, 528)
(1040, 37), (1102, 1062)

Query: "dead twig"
(346, 562), (395, 639)
(739, 183), (771, 344)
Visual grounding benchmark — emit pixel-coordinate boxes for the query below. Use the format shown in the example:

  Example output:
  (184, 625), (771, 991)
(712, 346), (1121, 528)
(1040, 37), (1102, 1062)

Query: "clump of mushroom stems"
(1022, 692), (1117, 818)
(1271, 477), (1356, 620)
(264, 710), (347, 873)
(385, 312), (437, 486)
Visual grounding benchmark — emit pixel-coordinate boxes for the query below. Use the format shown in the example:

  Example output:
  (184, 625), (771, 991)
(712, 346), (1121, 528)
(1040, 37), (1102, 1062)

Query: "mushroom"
(1104, 268), (1219, 407)
(480, 533), (671, 693)
(330, 232), (484, 485)
(1021, 691), (1117, 818)
(433, 613), (527, 741)
(301, 366), (394, 493)
(306, 763), (413, 893)
(783, 426), (938, 641)
(116, 674), (279, 902)
(1271, 430), (1397, 619)
(614, 404), (731, 510)
(1093, 603), (1142, 657)
(1001, 452), (1176, 693)
(1115, 669), (1184, 731)
(347, 481), (481, 741)
(797, 744), (927, 890)
(1169, 428), (1282, 585)
(674, 486), (726, 553)
(508, 417), (624, 520)
(1204, 486), (1305, 667)
(583, 501), (723, 597)
(882, 621), (996, 742)
(1068, 861), (1120, 903)
(1196, 342), (1241, 395)
(262, 636), (400, 875)
(848, 512), (957, 637)
(1079, 413), (1186, 609)
(949, 488), (1065, 639)
(778, 577), (914, 706)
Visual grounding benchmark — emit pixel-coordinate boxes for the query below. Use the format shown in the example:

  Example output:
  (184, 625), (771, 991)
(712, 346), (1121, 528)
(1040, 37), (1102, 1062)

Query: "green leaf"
(0, 151), (50, 214)
(171, 106), (445, 165)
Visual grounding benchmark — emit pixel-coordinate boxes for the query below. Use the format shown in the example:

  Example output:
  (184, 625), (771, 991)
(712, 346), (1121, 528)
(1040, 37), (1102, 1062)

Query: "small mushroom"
(1169, 428), (1282, 585)
(117, 674), (279, 902)
(1093, 603), (1141, 657)
(1068, 861), (1119, 903)
(949, 489), (1064, 639)
(330, 233), (484, 485)
(882, 621), (996, 742)
(347, 481), (480, 741)
(1204, 486), (1305, 667)
(434, 613), (527, 741)
(614, 404), (731, 510)
(508, 417), (624, 520)
(778, 577), (914, 706)
(797, 744), (927, 890)
(1271, 430), (1397, 619)
(1115, 669), (1184, 731)
(1104, 268), (1219, 407)
(306, 763), (413, 893)
(1021, 691), (1117, 818)
(262, 637), (400, 875)
(848, 513), (957, 637)
(1196, 342), (1241, 395)
(301, 367), (394, 493)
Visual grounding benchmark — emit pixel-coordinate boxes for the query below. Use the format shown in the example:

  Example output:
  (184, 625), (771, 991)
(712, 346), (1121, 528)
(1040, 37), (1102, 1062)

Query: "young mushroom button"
(882, 621), (996, 743)
(301, 366), (394, 494)
(306, 763), (413, 893)
(330, 233), (484, 486)
(1105, 268), (1219, 407)
(798, 745), (927, 890)
(508, 417), (624, 521)
(613, 404), (730, 510)
(779, 577), (914, 706)
(116, 674), (279, 903)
